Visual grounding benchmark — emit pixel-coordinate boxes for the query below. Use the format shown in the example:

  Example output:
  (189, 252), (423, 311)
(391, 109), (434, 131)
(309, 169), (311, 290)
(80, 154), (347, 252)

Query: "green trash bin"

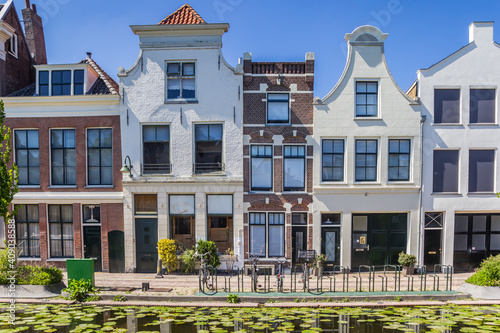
(66, 259), (95, 286)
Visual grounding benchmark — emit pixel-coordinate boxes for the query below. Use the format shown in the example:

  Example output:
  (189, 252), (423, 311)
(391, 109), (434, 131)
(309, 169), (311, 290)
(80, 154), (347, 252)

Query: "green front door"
(83, 226), (102, 272)
(135, 218), (158, 273)
(352, 213), (407, 269)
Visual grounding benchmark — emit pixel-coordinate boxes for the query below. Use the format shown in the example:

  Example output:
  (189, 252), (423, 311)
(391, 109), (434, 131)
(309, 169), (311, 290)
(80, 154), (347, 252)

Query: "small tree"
(0, 100), (19, 222)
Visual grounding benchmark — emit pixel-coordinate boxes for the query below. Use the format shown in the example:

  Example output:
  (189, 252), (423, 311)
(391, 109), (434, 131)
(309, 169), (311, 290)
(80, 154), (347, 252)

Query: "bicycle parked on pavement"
(198, 252), (214, 292)
(275, 257), (288, 292)
(298, 250), (316, 291)
(247, 252), (260, 292)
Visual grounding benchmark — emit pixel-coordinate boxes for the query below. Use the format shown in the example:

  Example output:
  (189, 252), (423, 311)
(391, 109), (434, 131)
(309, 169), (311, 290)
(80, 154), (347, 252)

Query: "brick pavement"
(85, 271), (474, 296)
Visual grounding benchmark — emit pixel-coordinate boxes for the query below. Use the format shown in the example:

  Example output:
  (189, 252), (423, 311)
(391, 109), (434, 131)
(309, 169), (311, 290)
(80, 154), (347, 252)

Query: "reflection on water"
(1, 304), (499, 332)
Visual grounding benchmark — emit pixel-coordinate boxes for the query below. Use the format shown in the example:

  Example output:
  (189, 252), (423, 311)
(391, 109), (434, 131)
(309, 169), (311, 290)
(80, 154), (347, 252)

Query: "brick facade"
(243, 53), (314, 264)
(0, 3), (35, 97)
(6, 115), (123, 271)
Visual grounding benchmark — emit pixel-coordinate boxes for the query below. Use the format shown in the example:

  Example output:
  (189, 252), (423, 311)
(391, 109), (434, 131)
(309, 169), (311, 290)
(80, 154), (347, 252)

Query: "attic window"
(38, 69), (86, 96)
(8, 34), (18, 57)
(355, 33), (378, 42)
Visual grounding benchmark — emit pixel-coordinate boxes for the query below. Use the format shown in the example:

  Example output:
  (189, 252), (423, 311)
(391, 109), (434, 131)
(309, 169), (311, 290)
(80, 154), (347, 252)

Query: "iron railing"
(193, 162), (225, 174)
(198, 264), (454, 294)
(141, 163), (171, 175)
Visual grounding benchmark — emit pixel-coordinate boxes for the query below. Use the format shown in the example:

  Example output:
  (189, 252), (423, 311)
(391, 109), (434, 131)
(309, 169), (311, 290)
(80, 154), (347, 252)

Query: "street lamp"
(120, 155), (133, 177)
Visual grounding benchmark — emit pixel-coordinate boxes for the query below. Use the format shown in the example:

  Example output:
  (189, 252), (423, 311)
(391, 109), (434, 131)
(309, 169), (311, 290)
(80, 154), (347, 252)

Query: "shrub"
(226, 293), (240, 304)
(158, 239), (177, 273)
(63, 278), (100, 302)
(398, 252), (417, 267)
(0, 249), (62, 285)
(196, 240), (220, 268)
(181, 249), (196, 274)
(466, 254), (500, 287)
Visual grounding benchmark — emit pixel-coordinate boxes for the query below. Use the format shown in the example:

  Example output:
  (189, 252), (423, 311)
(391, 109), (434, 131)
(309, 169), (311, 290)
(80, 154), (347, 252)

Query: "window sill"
(431, 192), (462, 196)
(48, 186), (77, 189)
(468, 192), (496, 196)
(431, 123), (464, 127)
(282, 190), (308, 194)
(387, 181), (414, 185)
(353, 181), (380, 185)
(18, 185), (41, 189)
(468, 123), (498, 127)
(265, 123), (291, 126)
(354, 117), (382, 121)
(18, 257), (41, 261)
(47, 258), (73, 261)
(140, 174), (173, 178)
(85, 185), (114, 189)
(249, 190), (273, 193)
(192, 172), (226, 177)
(165, 99), (198, 104)
(320, 181), (347, 185)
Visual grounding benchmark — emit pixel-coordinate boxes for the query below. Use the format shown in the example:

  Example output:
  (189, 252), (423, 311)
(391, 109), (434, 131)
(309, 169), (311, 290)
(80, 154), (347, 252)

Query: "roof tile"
(158, 4), (206, 25)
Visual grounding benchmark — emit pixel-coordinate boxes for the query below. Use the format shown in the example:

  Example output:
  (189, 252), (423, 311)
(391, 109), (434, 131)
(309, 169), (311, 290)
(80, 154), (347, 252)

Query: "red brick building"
(242, 52), (314, 269)
(0, 0), (46, 97)
(3, 53), (124, 272)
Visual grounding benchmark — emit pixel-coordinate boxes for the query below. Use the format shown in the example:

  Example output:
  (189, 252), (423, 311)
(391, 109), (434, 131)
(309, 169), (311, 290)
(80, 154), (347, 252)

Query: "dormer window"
(166, 62), (195, 100)
(38, 69), (85, 96)
(52, 71), (71, 96)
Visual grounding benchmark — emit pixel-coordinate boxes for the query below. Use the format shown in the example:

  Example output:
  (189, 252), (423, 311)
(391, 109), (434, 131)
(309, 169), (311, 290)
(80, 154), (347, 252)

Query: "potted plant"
(312, 254), (327, 276)
(398, 251), (416, 275)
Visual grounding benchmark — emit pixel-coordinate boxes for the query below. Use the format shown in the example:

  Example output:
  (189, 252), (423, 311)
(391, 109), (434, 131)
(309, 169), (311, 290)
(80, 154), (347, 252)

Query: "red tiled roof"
(158, 4), (206, 25)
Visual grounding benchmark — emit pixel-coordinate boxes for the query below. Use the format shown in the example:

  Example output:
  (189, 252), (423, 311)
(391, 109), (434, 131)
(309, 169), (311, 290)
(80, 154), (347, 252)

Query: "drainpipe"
(417, 114), (427, 267)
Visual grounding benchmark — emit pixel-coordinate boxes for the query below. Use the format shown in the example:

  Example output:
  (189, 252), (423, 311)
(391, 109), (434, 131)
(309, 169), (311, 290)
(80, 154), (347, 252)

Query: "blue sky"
(12, 0), (500, 97)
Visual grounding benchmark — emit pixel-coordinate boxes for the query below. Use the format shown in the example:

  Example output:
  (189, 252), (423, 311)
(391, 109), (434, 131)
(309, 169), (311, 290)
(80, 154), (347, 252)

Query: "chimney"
(469, 21), (494, 45)
(22, 1), (47, 64)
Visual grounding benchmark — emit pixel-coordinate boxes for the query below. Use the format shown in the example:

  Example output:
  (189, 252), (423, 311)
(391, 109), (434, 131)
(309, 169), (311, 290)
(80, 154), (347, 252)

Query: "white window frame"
(283, 145), (306, 191)
(354, 138), (379, 182)
(321, 138), (345, 182)
(165, 61), (197, 101)
(8, 34), (18, 57)
(355, 80), (379, 118)
(249, 212), (285, 258)
(387, 137), (412, 182)
(266, 93), (290, 124)
(250, 145), (273, 191)
(36, 67), (87, 97)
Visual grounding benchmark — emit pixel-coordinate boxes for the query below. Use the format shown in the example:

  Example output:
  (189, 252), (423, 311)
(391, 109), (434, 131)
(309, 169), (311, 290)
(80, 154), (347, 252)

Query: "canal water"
(1, 303), (499, 332)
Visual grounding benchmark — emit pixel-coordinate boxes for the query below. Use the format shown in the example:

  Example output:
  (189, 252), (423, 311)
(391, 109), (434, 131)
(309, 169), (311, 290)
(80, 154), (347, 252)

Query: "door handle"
(367, 245), (370, 251)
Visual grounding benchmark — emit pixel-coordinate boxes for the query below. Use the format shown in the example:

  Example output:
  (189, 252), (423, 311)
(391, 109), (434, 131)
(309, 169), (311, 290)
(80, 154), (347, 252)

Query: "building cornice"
(130, 23), (229, 37)
(3, 94), (120, 108)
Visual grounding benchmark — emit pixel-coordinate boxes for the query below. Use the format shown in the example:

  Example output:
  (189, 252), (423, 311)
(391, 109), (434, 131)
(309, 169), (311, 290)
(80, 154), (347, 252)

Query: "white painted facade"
(418, 22), (500, 269)
(313, 26), (422, 268)
(118, 23), (244, 272)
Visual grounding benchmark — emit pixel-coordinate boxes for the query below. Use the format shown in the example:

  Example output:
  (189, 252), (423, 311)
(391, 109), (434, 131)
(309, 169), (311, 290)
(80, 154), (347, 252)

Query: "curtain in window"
(284, 158), (305, 189)
(249, 213), (266, 255)
(268, 213), (285, 257)
(63, 223), (74, 257)
(170, 195), (195, 215)
(252, 158), (272, 189)
(207, 195), (232, 215)
(29, 224), (40, 257)
(135, 194), (158, 215)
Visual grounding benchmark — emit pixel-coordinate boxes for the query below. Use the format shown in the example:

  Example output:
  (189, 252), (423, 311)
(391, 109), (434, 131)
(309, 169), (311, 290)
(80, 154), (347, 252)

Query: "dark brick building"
(242, 52), (314, 269)
(0, 0), (46, 97)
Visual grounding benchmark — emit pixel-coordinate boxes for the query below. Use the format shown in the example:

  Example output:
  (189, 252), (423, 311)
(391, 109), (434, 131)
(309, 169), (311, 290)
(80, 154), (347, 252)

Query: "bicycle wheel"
(205, 266), (213, 290)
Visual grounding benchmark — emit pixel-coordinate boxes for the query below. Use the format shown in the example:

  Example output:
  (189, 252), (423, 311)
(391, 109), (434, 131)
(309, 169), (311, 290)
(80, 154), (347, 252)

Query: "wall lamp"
(120, 155), (133, 177)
